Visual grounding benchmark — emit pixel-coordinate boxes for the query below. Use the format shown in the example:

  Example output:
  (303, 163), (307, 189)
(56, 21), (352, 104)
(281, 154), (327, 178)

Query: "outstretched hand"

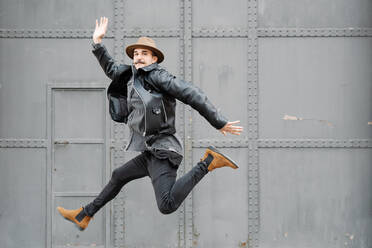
(93, 16), (108, 44)
(219, 120), (243, 136)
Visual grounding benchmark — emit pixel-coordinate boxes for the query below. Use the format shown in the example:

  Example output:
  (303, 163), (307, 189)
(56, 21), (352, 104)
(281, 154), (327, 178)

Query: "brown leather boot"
(201, 146), (239, 171)
(57, 206), (93, 231)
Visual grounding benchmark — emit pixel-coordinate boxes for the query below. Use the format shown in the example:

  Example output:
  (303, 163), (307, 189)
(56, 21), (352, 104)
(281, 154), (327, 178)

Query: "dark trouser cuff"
(83, 205), (94, 217)
(199, 153), (214, 173)
(76, 207), (88, 221)
(203, 153), (214, 166)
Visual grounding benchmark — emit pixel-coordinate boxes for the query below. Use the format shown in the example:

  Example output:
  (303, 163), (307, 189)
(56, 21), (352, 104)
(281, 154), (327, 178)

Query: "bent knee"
(158, 206), (176, 215)
(158, 200), (178, 215)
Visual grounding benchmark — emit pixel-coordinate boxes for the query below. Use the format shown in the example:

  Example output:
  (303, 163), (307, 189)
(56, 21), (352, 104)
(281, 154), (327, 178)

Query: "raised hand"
(219, 120), (243, 136)
(93, 16), (108, 44)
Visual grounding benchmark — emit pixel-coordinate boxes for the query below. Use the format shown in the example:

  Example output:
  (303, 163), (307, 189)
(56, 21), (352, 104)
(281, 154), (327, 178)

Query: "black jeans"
(84, 151), (208, 217)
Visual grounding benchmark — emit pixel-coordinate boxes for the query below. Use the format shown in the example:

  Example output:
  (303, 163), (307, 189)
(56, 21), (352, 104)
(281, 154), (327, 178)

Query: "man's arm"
(91, 42), (127, 80)
(91, 16), (127, 80)
(151, 69), (228, 130)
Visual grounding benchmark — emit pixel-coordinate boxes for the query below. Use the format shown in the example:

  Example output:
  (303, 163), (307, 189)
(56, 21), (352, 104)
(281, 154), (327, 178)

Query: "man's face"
(133, 48), (158, 69)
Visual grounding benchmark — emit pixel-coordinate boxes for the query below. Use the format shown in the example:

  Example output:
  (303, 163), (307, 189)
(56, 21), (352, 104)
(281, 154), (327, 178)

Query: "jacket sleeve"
(151, 69), (228, 130)
(91, 42), (127, 80)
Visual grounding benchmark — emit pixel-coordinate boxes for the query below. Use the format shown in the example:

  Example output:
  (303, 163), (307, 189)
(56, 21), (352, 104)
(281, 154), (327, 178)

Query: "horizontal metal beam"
(47, 81), (107, 89)
(123, 28), (180, 37)
(193, 139), (249, 148)
(0, 29), (115, 38)
(258, 138), (372, 148)
(53, 138), (104, 145)
(2, 28), (371, 39)
(257, 28), (372, 37)
(53, 192), (99, 197)
(192, 28), (249, 37)
(0, 28), (180, 38)
(193, 139), (372, 148)
(0, 139), (46, 148)
(1, 138), (371, 148)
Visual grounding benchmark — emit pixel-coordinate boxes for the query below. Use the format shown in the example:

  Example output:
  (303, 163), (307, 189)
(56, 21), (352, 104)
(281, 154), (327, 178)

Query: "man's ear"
(152, 55), (158, 63)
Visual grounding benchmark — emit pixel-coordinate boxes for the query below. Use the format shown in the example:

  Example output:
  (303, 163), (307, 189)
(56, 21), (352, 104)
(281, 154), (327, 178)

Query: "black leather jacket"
(92, 42), (228, 167)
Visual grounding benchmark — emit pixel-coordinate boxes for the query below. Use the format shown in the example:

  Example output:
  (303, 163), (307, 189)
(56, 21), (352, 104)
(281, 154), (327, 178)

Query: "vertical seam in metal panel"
(183, 0), (193, 247)
(179, 0), (186, 247)
(113, 0), (125, 247)
(104, 85), (111, 248)
(247, 0), (259, 247)
(113, 1), (119, 246)
(46, 85), (52, 248)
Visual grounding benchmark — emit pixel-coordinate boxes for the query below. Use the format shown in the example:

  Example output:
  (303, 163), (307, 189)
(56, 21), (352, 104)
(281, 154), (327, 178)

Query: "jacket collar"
(131, 62), (158, 75)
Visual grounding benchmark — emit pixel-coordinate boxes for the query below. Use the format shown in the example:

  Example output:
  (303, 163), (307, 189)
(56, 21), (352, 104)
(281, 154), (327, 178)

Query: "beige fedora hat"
(125, 36), (164, 63)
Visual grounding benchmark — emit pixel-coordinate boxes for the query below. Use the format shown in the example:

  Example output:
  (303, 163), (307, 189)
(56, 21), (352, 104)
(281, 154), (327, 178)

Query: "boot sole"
(57, 208), (86, 231)
(208, 145), (239, 169)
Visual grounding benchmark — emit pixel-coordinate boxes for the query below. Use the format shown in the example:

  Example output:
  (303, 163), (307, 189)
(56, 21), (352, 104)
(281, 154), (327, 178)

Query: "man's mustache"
(135, 60), (145, 64)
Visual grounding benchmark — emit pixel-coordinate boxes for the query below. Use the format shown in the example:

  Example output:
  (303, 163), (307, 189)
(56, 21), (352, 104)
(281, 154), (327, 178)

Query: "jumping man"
(57, 16), (243, 231)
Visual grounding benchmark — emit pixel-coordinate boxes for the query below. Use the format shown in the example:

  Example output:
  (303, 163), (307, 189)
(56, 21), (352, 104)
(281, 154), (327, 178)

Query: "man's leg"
(145, 151), (209, 215)
(57, 152), (149, 231)
(84, 152), (149, 217)
(147, 146), (240, 215)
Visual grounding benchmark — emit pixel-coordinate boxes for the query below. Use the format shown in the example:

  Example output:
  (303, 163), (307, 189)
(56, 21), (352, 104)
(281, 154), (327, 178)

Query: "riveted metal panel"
(0, 0), (114, 29)
(192, 148), (249, 247)
(258, 37), (372, 139)
(123, 0), (180, 30)
(258, 0), (372, 28)
(259, 148), (372, 248)
(192, 0), (248, 30)
(257, 1), (372, 247)
(0, 148), (46, 248)
(192, 38), (248, 140)
(0, 38), (46, 138)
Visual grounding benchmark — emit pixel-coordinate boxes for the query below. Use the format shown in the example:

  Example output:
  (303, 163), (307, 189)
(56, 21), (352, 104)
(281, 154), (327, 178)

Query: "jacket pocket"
(108, 93), (129, 123)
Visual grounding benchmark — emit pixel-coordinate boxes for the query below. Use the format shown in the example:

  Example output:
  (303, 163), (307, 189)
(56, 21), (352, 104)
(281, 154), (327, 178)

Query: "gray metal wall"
(0, 0), (371, 248)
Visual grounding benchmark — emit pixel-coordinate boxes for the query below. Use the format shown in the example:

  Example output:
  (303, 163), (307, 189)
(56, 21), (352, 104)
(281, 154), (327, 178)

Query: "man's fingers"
(228, 120), (240, 124)
(230, 126), (243, 130)
(104, 17), (108, 28)
(220, 120), (244, 136)
(226, 126), (243, 131)
(220, 130), (227, 136)
(230, 130), (242, 135)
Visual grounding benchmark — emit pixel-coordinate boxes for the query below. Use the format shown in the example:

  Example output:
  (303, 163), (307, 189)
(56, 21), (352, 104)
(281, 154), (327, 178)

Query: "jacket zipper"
(133, 79), (147, 136)
(124, 129), (135, 151)
(161, 100), (167, 123)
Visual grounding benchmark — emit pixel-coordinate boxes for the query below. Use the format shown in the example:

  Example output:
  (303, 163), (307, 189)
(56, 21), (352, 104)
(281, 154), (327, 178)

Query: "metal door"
(47, 84), (110, 248)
